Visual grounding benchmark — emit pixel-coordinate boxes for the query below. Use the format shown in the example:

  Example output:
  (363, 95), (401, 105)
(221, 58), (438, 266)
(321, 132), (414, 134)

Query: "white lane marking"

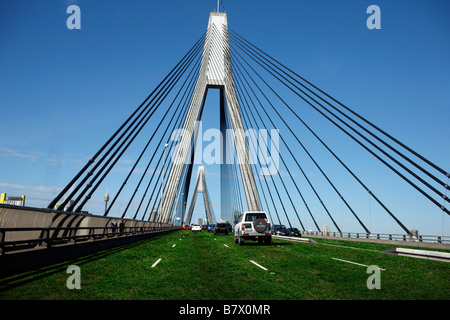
(332, 257), (385, 271)
(250, 260), (268, 271)
(151, 258), (162, 268)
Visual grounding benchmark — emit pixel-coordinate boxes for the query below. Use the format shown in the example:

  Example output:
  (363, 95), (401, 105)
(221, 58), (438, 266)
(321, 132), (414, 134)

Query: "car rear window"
(244, 213), (267, 221)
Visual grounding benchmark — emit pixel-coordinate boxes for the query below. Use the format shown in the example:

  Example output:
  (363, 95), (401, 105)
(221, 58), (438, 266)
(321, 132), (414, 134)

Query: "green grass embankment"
(1, 230), (449, 299)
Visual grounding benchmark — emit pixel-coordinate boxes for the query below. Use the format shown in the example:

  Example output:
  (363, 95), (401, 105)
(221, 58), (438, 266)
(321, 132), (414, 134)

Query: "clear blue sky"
(0, 0), (449, 236)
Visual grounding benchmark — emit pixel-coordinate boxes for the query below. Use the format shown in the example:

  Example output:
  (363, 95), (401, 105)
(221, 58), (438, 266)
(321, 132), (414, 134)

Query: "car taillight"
(241, 225), (245, 231)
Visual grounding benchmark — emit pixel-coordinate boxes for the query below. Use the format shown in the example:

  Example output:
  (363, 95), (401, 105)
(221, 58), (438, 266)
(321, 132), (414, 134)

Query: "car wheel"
(264, 237), (271, 245)
(239, 236), (245, 246)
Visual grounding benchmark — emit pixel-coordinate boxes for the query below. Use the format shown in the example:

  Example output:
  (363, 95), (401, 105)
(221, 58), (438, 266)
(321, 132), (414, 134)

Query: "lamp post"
(104, 192), (109, 215)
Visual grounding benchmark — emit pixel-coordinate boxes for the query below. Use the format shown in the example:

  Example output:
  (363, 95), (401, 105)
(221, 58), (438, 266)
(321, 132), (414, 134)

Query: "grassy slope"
(0, 230), (449, 300)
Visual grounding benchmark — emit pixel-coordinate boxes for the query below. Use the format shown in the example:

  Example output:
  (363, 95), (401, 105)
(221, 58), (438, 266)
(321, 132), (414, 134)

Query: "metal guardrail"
(0, 225), (177, 256)
(303, 231), (450, 245)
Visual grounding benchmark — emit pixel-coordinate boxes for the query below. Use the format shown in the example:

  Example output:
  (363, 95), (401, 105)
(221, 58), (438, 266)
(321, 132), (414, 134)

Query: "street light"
(104, 192), (109, 215)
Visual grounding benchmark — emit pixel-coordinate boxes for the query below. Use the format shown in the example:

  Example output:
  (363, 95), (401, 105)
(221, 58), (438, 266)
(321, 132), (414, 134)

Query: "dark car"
(272, 224), (289, 236)
(214, 223), (229, 235)
(287, 227), (301, 237)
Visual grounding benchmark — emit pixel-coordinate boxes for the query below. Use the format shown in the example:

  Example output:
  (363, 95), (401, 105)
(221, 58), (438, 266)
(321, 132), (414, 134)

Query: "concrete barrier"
(383, 247), (450, 262)
(0, 204), (178, 275)
(0, 204), (171, 242)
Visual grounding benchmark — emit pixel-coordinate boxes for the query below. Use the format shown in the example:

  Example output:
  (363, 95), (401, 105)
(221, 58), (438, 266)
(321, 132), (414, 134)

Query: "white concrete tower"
(185, 165), (214, 225)
(159, 12), (261, 223)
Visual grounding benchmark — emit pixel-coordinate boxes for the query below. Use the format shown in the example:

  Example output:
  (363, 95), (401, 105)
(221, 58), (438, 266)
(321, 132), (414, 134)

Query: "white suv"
(233, 211), (271, 245)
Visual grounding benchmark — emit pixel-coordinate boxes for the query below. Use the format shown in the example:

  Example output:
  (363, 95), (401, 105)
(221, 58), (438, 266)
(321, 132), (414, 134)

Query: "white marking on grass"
(250, 260), (268, 271)
(172, 244), (176, 248)
(223, 244), (229, 248)
(151, 258), (162, 268)
(332, 257), (385, 271)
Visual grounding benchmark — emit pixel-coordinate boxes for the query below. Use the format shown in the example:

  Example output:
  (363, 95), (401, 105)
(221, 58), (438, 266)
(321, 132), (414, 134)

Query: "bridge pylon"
(158, 12), (261, 223)
(184, 165), (214, 226)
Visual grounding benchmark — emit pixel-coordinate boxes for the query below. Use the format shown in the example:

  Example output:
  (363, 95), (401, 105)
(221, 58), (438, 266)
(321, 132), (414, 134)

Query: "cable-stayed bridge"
(0, 11), (449, 270)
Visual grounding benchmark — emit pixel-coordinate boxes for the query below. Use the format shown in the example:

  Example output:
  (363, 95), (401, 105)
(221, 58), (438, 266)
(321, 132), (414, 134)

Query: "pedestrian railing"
(302, 231), (450, 245)
(0, 225), (176, 256)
